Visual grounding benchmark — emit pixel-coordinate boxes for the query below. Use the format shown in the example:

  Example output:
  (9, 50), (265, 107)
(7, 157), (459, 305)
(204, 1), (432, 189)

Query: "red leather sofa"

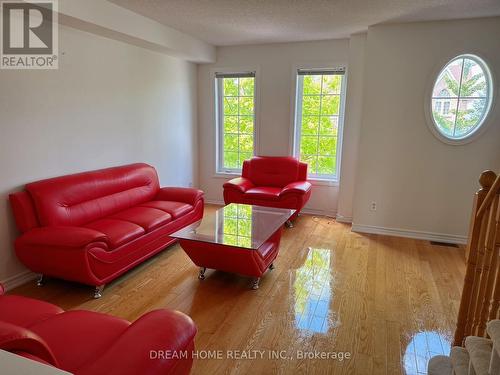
(223, 156), (312, 223)
(9, 163), (204, 297)
(0, 284), (196, 374)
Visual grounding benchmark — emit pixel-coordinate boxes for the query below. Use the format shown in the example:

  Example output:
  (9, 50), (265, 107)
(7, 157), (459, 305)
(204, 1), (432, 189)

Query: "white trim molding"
(351, 224), (467, 245)
(335, 214), (353, 223)
(1, 270), (36, 291)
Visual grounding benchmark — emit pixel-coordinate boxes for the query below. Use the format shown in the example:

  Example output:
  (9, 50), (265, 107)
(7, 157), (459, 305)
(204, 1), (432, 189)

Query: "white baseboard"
(1, 270), (36, 291)
(351, 224), (468, 245)
(300, 207), (337, 217)
(335, 214), (353, 223)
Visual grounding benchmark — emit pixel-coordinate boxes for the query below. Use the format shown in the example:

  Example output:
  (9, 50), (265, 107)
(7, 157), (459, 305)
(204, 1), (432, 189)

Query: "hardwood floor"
(10, 205), (466, 374)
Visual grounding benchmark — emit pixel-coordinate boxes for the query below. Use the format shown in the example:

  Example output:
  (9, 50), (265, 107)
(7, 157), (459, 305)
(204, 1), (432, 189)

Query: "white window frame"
(215, 70), (258, 175)
(425, 53), (496, 145)
(292, 67), (347, 182)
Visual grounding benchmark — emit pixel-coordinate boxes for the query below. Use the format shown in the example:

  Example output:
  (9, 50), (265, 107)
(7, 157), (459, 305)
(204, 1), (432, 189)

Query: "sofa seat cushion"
(139, 201), (193, 219)
(110, 207), (171, 232)
(0, 295), (63, 327)
(84, 219), (145, 248)
(29, 310), (130, 372)
(244, 187), (282, 201)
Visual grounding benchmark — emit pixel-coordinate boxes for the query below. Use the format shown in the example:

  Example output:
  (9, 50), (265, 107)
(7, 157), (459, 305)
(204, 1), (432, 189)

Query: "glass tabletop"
(170, 204), (295, 250)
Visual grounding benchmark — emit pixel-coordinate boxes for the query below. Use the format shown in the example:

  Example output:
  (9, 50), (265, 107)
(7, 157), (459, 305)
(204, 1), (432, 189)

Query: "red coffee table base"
(179, 228), (282, 289)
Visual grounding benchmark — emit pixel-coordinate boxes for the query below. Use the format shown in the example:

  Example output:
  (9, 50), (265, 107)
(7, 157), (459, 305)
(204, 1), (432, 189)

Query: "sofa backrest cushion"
(9, 191), (40, 233)
(26, 164), (160, 227)
(247, 157), (299, 188)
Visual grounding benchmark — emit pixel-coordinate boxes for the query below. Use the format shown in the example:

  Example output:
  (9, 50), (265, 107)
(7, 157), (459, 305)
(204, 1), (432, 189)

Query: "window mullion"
(453, 58), (465, 137)
(316, 75), (324, 176)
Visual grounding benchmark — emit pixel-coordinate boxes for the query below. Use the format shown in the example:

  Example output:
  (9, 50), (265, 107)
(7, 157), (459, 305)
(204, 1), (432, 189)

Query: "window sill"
(213, 172), (241, 179)
(308, 178), (339, 187)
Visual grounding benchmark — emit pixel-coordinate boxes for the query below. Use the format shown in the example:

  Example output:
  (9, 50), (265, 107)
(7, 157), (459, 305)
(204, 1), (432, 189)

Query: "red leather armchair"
(0, 284), (196, 374)
(9, 163), (204, 297)
(223, 156), (312, 222)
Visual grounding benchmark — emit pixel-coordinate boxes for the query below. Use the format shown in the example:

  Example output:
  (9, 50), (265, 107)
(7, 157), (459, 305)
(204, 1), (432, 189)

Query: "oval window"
(431, 54), (493, 142)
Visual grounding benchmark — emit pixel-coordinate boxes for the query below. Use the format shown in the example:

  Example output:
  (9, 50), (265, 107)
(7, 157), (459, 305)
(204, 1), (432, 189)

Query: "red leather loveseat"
(0, 283), (196, 374)
(223, 156), (312, 224)
(9, 163), (204, 297)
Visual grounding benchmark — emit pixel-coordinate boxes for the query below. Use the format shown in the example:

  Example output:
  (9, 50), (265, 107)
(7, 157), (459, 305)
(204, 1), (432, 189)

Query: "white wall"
(197, 40), (350, 215)
(352, 18), (500, 243)
(336, 33), (367, 222)
(0, 24), (198, 286)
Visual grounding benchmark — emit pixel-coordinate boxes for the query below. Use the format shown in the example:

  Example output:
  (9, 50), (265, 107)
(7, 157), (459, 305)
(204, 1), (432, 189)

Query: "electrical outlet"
(370, 202), (377, 211)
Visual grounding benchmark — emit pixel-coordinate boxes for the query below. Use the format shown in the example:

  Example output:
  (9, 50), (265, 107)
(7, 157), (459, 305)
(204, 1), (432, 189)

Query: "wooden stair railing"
(454, 170), (500, 346)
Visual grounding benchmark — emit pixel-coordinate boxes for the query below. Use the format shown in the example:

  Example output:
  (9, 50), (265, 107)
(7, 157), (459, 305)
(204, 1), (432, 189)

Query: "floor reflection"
(294, 248), (332, 333)
(403, 331), (451, 375)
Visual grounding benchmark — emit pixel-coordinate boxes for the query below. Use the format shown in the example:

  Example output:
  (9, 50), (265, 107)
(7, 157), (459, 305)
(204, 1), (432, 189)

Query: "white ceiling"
(109, 0), (500, 46)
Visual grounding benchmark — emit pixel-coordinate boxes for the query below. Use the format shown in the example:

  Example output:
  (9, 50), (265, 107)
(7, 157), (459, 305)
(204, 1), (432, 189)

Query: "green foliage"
(300, 154), (317, 174)
(224, 151), (239, 168)
(299, 74), (342, 176)
(322, 75), (341, 94)
(239, 78), (254, 96)
(321, 95), (340, 115)
(318, 156), (335, 174)
(224, 134), (238, 151)
(224, 97), (238, 115)
(303, 75), (321, 95)
(302, 116), (319, 135)
(224, 116), (238, 133)
(239, 135), (253, 152)
(239, 116), (254, 134)
(319, 137), (336, 156)
(455, 99), (484, 136)
(239, 152), (252, 165)
(302, 96), (321, 115)
(432, 109), (454, 136)
(239, 97), (254, 115)
(223, 78), (238, 96)
(221, 77), (255, 169)
(320, 116), (338, 136)
(300, 136), (318, 156)
(223, 205), (252, 248)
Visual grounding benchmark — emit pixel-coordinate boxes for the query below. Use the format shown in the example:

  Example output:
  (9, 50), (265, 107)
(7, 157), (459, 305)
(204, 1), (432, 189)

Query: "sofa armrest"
(155, 187), (204, 206)
(0, 321), (58, 366)
(78, 310), (197, 375)
(18, 227), (108, 248)
(223, 177), (254, 193)
(0, 284), (4, 295)
(280, 181), (312, 196)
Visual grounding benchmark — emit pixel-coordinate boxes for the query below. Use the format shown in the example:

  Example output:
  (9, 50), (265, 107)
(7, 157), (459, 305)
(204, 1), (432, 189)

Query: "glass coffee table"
(170, 204), (295, 289)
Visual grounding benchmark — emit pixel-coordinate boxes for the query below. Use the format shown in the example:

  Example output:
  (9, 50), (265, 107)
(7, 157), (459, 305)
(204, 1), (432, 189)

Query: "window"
(443, 101), (450, 115)
(430, 54), (493, 142)
(435, 101), (442, 113)
(294, 68), (345, 180)
(216, 72), (256, 173)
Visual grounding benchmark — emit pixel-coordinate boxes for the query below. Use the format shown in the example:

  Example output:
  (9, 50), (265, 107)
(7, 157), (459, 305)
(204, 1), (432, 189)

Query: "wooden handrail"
(454, 170), (499, 346)
(477, 173), (500, 217)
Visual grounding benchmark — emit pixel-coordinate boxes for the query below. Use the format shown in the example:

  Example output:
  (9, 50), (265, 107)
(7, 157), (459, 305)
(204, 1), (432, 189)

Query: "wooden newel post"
(453, 170), (496, 346)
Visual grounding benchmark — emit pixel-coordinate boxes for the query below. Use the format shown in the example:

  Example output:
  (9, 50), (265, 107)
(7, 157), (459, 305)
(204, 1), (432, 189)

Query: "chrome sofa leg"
(285, 220), (294, 228)
(94, 285), (105, 299)
(251, 278), (260, 290)
(198, 267), (206, 280)
(269, 263), (275, 270)
(36, 274), (45, 287)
